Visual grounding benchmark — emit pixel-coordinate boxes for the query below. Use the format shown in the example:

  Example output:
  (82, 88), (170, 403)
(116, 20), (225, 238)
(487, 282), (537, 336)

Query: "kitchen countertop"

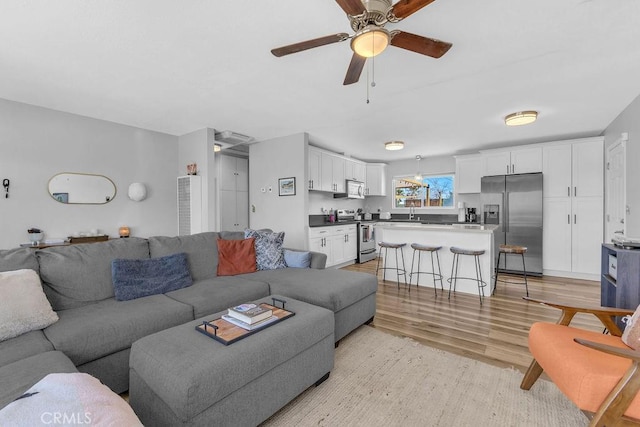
(374, 222), (498, 233)
(309, 220), (485, 228)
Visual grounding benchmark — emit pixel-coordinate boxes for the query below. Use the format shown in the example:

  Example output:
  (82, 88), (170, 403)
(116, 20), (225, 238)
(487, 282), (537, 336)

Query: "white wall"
(249, 133), (308, 248)
(308, 191), (366, 215)
(178, 128), (217, 231)
(0, 98), (179, 248)
(604, 93), (640, 236)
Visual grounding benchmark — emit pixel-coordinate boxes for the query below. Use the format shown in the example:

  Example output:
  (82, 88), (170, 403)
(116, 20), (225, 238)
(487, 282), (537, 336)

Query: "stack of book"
(222, 303), (277, 330)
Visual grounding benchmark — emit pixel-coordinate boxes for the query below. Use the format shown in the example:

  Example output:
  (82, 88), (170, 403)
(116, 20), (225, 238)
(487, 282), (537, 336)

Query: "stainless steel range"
(336, 209), (377, 263)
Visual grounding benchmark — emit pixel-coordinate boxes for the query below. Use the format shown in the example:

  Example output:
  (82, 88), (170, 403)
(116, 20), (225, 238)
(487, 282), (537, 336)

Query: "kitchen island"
(374, 223), (498, 296)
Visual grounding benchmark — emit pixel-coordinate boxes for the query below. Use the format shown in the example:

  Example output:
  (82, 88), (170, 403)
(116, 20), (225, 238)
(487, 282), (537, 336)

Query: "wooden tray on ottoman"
(195, 298), (295, 345)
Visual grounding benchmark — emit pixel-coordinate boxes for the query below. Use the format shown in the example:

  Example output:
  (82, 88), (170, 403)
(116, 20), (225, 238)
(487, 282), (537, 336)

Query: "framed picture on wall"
(278, 177), (296, 196)
(52, 192), (69, 203)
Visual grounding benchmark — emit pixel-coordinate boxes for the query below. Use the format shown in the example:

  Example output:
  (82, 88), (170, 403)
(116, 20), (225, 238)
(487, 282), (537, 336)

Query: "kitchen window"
(393, 174), (455, 209)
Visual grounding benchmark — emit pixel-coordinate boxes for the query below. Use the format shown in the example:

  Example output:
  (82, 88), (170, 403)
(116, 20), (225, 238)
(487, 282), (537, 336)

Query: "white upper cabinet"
(365, 163), (387, 196)
(482, 146), (542, 176)
(308, 147), (321, 191)
(455, 154), (481, 193)
(345, 159), (366, 182)
(572, 139), (604, 198)
(220, 155), (248, 192)
(542, 143), (572, 198)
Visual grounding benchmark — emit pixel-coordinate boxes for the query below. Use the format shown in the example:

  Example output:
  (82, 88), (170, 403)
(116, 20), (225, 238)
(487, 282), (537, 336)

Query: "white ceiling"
(1, 0), (639, 162)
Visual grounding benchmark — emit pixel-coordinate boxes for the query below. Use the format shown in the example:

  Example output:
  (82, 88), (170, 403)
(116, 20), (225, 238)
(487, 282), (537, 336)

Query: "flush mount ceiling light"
(385, 141), (404, 151)
(351, 26), (390, 58)
(505, 111), (538, 126)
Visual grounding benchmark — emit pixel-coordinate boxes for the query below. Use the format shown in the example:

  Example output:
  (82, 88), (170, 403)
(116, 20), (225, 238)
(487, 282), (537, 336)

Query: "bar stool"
(375, 242), (408, 290)
(493, 244), (529, 297)
(409, 243), (444, 297)
(447, 247), (487, 304)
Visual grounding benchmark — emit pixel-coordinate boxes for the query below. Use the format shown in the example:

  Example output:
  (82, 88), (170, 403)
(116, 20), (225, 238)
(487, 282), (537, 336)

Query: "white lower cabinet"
(309, 225), (357, 267)
(543, 196), (603, 276)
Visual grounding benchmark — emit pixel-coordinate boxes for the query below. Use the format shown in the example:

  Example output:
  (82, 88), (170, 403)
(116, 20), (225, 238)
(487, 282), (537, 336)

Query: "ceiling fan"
(271, 0), (452, 85)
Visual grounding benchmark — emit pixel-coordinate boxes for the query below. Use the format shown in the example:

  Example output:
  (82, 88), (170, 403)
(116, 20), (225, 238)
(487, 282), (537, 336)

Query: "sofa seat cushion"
(37, 238), (150, 311)
(529, 322), (640, 420)
(239, 268), (378, 313)
(0, 330), (54, 367)
(165, 276), (270, 319)
(0, 351), (77, 410)
(149, 232), (219, 281)
(43, 295), (193, 366)
(0, 248), (39, 274)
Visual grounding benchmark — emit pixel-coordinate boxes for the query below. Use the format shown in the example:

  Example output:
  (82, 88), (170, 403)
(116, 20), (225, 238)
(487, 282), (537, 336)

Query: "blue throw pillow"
(111, 253), (192, 301)
(244, 229), (287, 270)
(284, 249), (311, 269)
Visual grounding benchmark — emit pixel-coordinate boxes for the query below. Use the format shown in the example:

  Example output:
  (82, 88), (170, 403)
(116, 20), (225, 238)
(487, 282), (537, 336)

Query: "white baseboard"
(543, 269), (599, 282)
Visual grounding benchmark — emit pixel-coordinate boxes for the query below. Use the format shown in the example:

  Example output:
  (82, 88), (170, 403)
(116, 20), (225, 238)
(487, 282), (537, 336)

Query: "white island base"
(374, 223), (498, 297)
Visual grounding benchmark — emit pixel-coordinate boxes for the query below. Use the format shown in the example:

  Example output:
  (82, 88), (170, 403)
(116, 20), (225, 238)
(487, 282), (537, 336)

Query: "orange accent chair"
(520, 297), (640, 426)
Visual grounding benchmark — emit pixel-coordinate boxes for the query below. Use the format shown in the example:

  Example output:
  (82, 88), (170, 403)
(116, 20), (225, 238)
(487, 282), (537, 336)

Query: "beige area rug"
(262, 326), (584, 427)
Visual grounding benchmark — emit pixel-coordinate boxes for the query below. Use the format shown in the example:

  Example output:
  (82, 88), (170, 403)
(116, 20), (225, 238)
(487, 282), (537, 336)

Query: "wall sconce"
(128, 183), (147, 202)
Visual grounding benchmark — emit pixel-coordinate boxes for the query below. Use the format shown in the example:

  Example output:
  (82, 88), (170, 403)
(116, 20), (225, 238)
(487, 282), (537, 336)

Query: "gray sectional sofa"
(0, 230), (377, 411)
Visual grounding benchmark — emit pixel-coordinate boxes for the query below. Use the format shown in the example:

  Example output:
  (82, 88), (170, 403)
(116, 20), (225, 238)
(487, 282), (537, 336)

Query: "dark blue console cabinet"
(601, 244), (640, 328)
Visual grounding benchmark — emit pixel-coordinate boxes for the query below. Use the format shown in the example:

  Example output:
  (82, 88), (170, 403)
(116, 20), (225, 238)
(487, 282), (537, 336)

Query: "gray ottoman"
(129, 295), (334, 426)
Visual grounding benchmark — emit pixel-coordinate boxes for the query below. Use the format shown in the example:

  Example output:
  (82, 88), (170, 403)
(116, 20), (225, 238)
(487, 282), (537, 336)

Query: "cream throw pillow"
(0, 269), (58, 341)
(622, 305), (640, 350)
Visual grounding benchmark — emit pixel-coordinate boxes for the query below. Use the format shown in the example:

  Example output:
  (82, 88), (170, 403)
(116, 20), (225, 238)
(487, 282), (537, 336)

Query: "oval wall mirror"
(48, 173), (117, 204)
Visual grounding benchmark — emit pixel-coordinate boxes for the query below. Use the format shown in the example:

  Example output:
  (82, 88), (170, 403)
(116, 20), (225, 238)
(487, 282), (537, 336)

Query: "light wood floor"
(343, 258), (603, 373)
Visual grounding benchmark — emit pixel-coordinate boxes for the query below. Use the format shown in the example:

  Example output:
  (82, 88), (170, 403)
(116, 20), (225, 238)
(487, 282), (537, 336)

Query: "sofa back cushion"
(36, 238), (150, 311)
(0, 248), (39, 274)
(148, 232), (219, 281)
(111, 253), (192, 301)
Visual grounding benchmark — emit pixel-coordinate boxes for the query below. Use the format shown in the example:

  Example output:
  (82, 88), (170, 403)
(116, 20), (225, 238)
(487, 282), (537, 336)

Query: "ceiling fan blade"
(391, 0), (436, 20)
(335, 0), (367, 16)
(344, 53), (366, 85)
(390, 31), (452, 58)
(271, 33), (349, 57)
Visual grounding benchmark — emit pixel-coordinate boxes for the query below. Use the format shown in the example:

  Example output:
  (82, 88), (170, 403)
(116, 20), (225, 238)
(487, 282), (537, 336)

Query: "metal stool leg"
(394, 247), (401, 289)
(410, 249), (417, 287)
(435, 251), (444, 291)
(375, 246), (383, 278)
(522, 253), (529, 297)
(416, 250), (422, 290)
(429, 251), (437, 297)
(400, 247), (408, 290)
(383, 247), (388, 282)
(474, 254), (484, 305)
(493, 251), (501, 294)
(449, 253), (460, 299)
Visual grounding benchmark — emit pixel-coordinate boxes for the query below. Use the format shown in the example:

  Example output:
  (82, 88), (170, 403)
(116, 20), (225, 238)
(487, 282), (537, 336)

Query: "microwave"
(346, 180), (365, 199)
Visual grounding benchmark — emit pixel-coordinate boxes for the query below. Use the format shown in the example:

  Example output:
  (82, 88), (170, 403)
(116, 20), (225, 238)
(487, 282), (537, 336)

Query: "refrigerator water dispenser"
(484, 204), (499, 224)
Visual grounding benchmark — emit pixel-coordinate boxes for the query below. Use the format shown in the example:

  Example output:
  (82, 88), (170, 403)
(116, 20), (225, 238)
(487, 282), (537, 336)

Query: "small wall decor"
(119, 226), (130, 238)
(128, 183), (147, 201)
(186, 163), (198, 175)
(52, 192), (69, 203)
(278, 177), (296, 196)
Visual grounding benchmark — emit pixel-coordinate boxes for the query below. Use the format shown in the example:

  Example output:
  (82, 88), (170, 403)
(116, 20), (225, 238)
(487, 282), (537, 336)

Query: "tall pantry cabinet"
(542, 137), (604, 277)
(219, 154), (249, 231)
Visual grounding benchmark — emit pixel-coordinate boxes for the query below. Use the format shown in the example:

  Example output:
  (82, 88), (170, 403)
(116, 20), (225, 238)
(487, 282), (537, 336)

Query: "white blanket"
(0, 373), (142, 426)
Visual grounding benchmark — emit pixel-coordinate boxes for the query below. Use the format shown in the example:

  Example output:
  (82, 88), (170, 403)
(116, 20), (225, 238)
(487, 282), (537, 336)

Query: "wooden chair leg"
(520, 358), (544, 390)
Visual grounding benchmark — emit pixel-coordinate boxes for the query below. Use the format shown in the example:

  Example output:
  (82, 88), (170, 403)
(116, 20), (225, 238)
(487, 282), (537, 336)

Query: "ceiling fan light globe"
(351, 26), (390, 58)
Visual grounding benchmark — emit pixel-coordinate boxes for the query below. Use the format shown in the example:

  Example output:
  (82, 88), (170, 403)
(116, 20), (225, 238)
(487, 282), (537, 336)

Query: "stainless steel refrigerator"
(481, 173), (543, 275)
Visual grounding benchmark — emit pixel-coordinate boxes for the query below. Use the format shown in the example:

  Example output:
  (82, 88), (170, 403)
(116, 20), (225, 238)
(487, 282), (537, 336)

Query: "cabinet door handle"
(574, 214), (577, 224)
(512, 164), (515, 174)
(506, 164), (509, 174)
(567, 214), (570, 224)
(574, 187), (577, 197)
(567, 186), (570, 197)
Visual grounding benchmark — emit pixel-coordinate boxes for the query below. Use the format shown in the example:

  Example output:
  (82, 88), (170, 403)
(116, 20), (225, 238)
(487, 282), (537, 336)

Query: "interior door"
(606, 140), (626, 242)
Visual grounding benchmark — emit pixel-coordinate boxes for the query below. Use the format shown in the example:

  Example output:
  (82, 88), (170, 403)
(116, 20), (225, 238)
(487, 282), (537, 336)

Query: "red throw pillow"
(217, 238), (257, 276)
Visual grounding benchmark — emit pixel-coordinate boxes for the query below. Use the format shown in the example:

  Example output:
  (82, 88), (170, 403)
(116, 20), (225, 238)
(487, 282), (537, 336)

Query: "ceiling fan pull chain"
(366, 58), (370, 104)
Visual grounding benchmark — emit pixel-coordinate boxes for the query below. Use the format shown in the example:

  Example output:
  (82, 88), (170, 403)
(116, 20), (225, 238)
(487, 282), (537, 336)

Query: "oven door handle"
(361, 248), (377, 255)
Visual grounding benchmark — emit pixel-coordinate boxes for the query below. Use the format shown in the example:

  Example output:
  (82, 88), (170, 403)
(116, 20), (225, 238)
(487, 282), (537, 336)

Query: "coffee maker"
(466, 208), (477, 223)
